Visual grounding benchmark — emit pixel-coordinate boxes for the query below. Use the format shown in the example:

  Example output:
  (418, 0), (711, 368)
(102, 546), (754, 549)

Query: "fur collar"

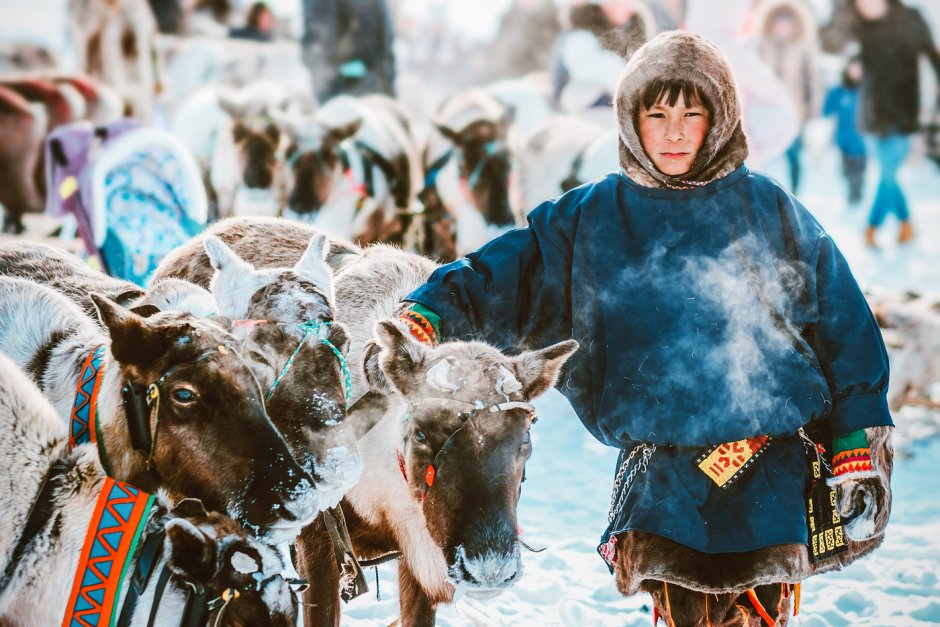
(613, 31), (749, 189)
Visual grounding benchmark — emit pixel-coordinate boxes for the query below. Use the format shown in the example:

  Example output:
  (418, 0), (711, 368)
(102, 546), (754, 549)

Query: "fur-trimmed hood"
(613, 31), (749, 188)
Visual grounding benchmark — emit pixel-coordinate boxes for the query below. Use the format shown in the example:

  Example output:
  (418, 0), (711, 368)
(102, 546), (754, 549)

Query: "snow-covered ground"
(343, 142), (940, 626)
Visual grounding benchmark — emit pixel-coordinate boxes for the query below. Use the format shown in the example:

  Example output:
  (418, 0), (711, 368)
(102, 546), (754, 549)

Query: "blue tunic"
(407, 166), (893, 553)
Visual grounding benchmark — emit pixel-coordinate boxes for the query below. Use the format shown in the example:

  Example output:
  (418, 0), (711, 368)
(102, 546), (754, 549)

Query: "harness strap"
(62, 478), (155, 627)
(745, 588), (776, 626)
(0, 458), (74, 598)
(146, 567), (173, 627)
(69, 346), (108, 470)
(322, 506), (368, 602)
(116, 529), (166, 627)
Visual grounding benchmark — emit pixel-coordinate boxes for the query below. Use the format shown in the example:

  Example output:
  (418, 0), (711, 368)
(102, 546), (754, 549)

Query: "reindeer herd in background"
(1, 1), (939, 625)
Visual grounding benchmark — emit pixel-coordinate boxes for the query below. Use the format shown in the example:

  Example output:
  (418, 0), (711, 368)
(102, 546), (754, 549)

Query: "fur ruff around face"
(613, 31), (750, 188)
(614, 426), (894, 595)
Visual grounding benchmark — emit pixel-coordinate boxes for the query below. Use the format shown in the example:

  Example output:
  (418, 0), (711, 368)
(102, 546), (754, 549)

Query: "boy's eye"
(685, 111), (703, 117)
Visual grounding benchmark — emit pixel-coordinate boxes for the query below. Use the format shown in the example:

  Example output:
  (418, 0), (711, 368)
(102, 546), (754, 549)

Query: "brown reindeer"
(0, 276), (319, 542)
(0, 350), (302, 626)
(0, 239), (362, 512)
(151, 216), (579, 625)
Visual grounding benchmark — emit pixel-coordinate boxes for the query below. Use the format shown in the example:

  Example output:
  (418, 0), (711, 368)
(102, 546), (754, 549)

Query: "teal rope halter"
(266, 320), (352, 408)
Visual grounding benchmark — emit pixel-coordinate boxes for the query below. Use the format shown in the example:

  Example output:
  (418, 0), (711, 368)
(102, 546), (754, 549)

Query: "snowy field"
(344, 145), (940, 626)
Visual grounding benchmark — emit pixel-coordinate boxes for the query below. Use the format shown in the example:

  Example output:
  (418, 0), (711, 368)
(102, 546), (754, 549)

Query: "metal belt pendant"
(62, 478), (154, 627)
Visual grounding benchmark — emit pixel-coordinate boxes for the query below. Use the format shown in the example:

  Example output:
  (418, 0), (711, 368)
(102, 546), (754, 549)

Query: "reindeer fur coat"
(406, 31), (894, 591)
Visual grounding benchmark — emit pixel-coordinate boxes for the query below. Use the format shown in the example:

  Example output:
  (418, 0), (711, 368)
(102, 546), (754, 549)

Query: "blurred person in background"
(229, 1), (275, 41)
(551, 0), (655, 124)
(683, 0), (800, 169)
(823, 56), (867, 206)
(484, 0), (561, 81)
(755, 0), (823, 194)
(823, 0), (940, 247)
(301, 0), (397, 102)
(186, 0), (232, 36)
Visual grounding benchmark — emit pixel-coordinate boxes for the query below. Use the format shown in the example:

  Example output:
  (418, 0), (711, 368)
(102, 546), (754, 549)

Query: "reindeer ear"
(164, 518), (216, 584)
(512, 339), (579, 399)
(204, 236), (259, 318)
(92, 293), (166, 368)
(372, 319), (428, 395)
(362, 339), (391, 394)
(295, 234), (334, 301)
(434, 123), (461, 145)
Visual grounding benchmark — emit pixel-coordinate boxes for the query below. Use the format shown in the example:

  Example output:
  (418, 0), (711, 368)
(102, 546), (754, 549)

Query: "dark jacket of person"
(847, 2), (940, 135)
(301, 0), (396, 100)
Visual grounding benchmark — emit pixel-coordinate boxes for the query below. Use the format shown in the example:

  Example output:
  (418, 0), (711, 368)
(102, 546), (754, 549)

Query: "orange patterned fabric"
(832, 447), (873, 476)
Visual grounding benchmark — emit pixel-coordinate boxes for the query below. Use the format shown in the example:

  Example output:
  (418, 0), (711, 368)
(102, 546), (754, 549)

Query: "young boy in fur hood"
(401, 31), (893, 625)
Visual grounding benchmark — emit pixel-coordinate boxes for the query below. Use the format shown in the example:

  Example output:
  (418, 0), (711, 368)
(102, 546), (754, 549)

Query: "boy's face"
(638, 94), (710, 177)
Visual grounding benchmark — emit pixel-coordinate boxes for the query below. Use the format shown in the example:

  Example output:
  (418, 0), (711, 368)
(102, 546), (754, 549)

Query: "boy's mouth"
(661, 152), (689, 158)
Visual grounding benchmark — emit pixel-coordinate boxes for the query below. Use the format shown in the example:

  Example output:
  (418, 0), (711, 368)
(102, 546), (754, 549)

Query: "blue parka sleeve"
(405, 195), (578, 351)
(807, 235), (893, 436)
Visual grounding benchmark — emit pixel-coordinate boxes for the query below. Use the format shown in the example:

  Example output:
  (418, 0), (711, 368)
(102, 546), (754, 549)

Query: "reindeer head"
(202, 235), (362, 511)
(159, 499), (304, 627)
(272, 102), (364, 217)
(92, 295), (317, 542)
(366, 320), (578, 597)
(215, 93), (284, 217)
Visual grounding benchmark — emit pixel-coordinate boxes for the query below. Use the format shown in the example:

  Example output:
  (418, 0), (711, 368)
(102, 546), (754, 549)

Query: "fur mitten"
(827, 426), (894, 541)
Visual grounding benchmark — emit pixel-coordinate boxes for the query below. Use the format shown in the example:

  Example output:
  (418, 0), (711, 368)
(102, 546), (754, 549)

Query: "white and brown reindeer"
(151, 217), (579, 626)
(0, 239), (363, 512)
(419, 87), (521, 262)
(172, 82), (303, 220)
(67, 0), (159, 118)
(867, 289), (940, 411)
(0, 275), (318, 543)
(519, 115), (619, 211)
(0, 351), (302, 626)
(272, 94), (424, 248)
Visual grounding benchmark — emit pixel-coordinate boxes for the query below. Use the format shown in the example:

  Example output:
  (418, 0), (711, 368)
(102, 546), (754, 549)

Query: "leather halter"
(398, 397), (536, 500)
(119, 346), (238, 475)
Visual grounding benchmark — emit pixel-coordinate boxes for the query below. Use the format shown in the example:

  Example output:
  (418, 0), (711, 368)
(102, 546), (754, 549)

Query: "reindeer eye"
(171, 388), (197, 404)
(414, 430), (427, 443)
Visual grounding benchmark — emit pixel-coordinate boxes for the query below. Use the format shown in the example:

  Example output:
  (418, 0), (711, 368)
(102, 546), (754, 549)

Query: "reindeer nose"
(278, 476), (319, 524)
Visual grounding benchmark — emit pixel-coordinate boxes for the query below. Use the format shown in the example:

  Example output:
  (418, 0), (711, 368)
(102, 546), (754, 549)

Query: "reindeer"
(419, 87), (520, 262)
(0, 276), (318, 543)
(519, 115), (619, 211)
(151, 216), (579, 625)
(0, 239), (363, 510)
(66, 0), (158, 117)
(0, 351), (302, 626)
(272, 94), (423, 248)
(867, 289), (940, 411)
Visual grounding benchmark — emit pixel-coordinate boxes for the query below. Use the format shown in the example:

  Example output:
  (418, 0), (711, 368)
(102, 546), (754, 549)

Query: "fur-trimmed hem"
(614, 426), (894, 595)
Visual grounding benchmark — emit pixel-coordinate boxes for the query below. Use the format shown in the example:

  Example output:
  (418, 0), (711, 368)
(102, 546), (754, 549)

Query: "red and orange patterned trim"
(400, 308), (438, 345)
(832, 448), (873, 477)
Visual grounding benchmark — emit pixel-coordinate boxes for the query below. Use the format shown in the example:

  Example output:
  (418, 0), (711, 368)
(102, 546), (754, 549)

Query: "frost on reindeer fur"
(426, 359), (461, 393)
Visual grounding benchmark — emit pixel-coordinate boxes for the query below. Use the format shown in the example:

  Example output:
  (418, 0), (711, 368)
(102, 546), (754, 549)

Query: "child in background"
(824, 57), (867, 207)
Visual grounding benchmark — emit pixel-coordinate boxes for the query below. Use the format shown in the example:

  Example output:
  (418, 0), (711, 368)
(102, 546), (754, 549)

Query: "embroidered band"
(69, 346), (107, 449)
(696, 435), (771, 488)
(62, 478), (154, 627)
(832, 448), (873, 477)
(400, 309), (437, 345)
